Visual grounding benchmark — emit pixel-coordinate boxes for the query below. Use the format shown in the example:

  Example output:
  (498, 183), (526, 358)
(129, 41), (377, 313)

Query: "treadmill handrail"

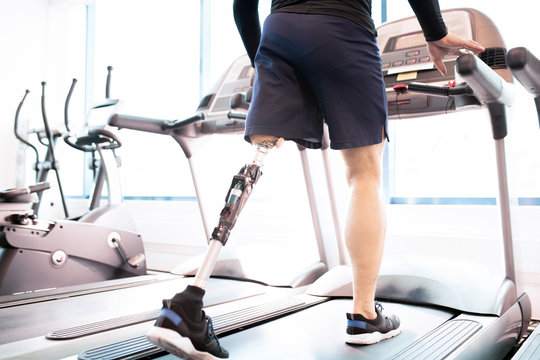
(161, 113), (205, 130)
(506, 47), (540, 96)
(455, 53), (515, 106)
(228, 111), (247, 120)
(506, 47), (540, 126)
(108, 114), (172, 135)
(405, 82), (474, 97)
(109, 112), (247, 137)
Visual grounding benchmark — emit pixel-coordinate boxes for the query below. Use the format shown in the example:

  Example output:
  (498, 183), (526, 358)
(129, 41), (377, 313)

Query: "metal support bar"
(89, 161), (105, 210)
(187, 157), (211, 244)
(494, 139), (516, 283)
(298, 147), (328, 267)
(320, 147), (346, 265)
(97, 147), (123, 205)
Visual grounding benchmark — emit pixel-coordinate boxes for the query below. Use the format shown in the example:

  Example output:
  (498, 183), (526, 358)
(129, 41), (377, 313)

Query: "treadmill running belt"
(47, 310), (160, 340)
(78, 294), (327, 360)
(79, 336), (156, 360)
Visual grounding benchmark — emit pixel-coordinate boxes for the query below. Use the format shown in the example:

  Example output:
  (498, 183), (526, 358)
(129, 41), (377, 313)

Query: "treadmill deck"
(0, 275), (457, 360)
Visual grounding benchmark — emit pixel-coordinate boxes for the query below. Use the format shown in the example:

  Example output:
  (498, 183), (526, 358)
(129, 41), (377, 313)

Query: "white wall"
(0, 0), (49, 189)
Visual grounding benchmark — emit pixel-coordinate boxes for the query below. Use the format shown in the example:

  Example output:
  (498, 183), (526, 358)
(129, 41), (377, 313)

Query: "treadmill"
(0, 55), (333, 359)
(0, 8), (532, 360)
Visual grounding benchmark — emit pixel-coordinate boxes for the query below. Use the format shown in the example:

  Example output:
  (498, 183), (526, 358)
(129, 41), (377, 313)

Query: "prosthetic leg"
(146, 138), (281, 360)
(193, 138), (280, 289)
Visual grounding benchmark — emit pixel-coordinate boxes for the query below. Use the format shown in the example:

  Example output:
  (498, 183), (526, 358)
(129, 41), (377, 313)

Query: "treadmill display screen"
(393, 32), (426, 51)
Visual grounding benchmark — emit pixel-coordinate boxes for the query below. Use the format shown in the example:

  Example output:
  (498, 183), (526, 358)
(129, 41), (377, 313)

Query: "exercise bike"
(0, 69), (146, 297)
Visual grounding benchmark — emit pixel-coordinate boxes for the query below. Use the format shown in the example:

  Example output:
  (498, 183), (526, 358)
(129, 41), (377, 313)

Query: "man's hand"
(427, 34), (485, 75)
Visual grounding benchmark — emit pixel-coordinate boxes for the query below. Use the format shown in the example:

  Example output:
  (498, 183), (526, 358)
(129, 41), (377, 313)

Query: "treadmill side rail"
(453, 298), (527, 360)
(390, 295), (530, 360)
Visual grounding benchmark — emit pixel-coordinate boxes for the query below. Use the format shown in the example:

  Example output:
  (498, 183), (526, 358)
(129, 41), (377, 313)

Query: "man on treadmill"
(146, 1), (485, 359)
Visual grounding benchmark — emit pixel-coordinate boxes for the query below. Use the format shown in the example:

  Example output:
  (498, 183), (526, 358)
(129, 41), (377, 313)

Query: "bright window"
(385, 0), (540, 203)
(89, 0), (201, 198)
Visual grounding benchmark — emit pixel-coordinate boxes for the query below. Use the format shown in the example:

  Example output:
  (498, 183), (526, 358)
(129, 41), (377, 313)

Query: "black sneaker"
(147, 300), (229, 359)
(345, 302), (401, 345)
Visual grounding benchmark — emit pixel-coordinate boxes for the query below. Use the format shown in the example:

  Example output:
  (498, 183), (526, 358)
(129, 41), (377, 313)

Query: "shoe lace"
(205, 315), (221, 343)
(375, 302), (394, 328)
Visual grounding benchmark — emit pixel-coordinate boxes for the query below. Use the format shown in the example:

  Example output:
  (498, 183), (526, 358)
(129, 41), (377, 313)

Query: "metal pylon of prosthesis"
(193, 140), (277, 289)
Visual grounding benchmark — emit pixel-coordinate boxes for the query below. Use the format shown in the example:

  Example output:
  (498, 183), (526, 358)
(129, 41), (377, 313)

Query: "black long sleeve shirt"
(233, 0), (448, 65)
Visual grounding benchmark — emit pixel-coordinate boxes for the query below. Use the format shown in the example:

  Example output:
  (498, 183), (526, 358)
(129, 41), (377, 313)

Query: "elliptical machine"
(0, 69), (146, 297)
(14, 85), (69, 218)
(12, 66), (126, 221)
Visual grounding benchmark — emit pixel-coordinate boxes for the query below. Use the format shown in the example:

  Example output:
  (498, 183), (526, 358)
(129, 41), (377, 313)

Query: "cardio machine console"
(196, 55), (253, 121)
(109, 55), (254, 144)
(377, 8), (511, 118)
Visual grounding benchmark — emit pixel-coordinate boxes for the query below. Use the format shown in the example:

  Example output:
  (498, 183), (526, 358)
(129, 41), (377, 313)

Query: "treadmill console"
(378, 8), (511, 118)
(196, 55), (252, 117)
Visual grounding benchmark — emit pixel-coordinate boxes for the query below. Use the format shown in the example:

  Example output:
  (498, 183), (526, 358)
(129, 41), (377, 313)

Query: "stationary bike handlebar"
(65, 128), (122, 152)
(63, 76), (122, 152)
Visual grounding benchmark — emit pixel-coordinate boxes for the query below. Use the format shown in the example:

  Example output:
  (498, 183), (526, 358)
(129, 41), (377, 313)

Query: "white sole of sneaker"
(345, 328), (401, 345)
(147, 326), (225, 360)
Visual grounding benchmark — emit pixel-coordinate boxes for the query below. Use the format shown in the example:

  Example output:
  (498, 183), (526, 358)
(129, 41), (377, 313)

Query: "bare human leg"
(340, 139), (386, 319)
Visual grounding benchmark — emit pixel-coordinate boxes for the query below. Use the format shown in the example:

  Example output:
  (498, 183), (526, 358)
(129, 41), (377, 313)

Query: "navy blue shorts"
(245, 12), (388, 150)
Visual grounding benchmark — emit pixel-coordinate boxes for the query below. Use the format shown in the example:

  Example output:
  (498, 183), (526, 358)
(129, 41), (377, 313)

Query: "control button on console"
(406, 50), (420, 57)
